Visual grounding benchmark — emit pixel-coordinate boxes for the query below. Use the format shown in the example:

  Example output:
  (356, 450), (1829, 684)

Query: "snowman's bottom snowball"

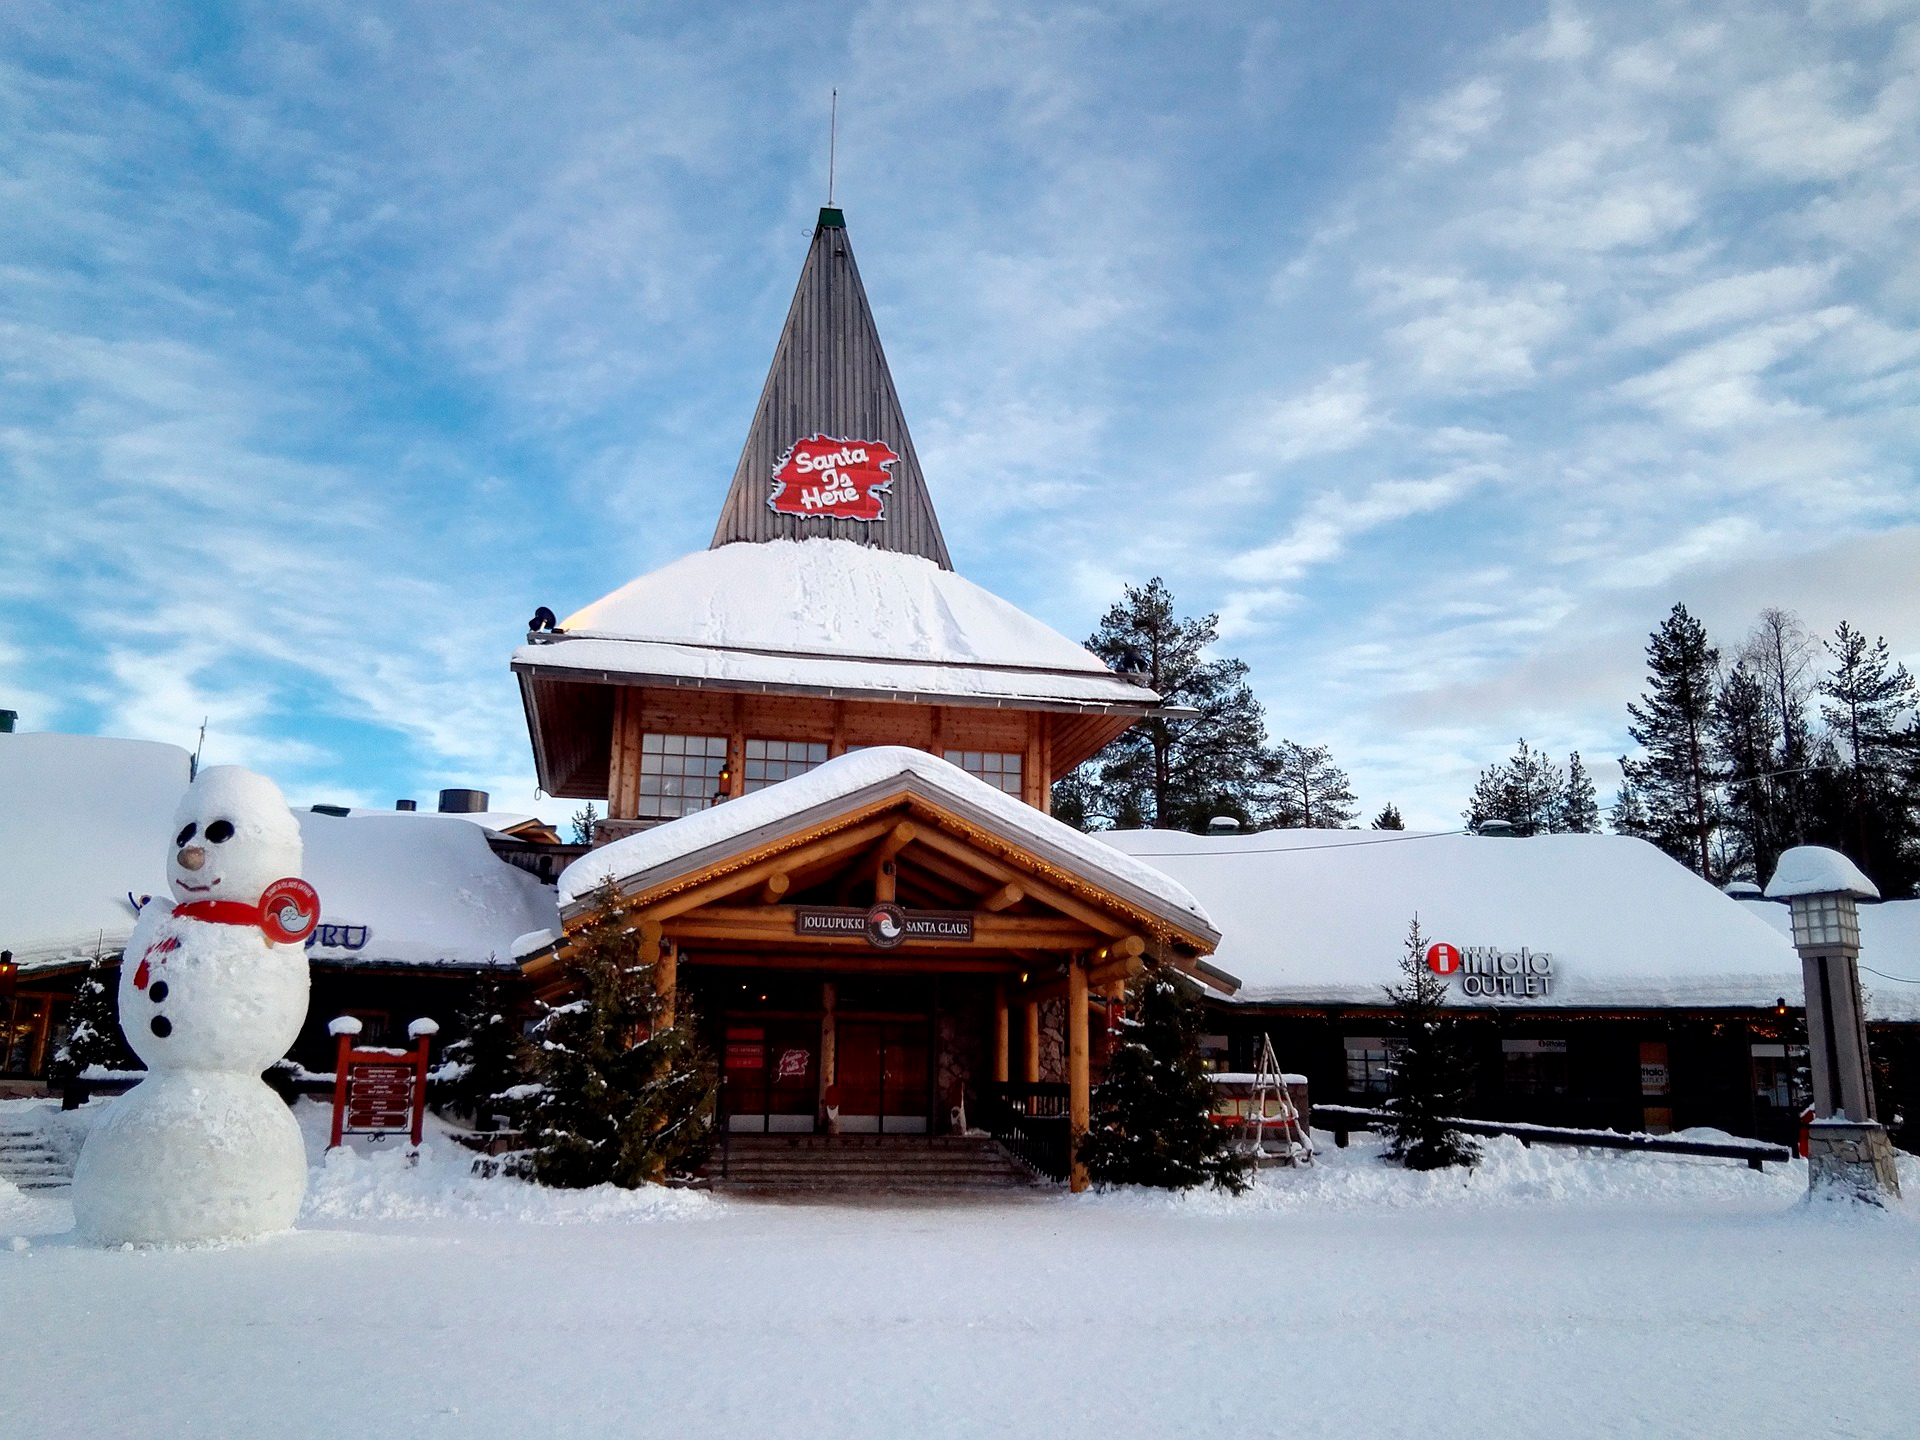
(72, 1070), (307, 1245)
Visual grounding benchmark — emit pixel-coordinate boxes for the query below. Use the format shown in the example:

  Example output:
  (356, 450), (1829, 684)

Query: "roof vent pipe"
(438, 789), (489, 814)
(1206, 816), (1242, 836)
(395, 799), (417, 812)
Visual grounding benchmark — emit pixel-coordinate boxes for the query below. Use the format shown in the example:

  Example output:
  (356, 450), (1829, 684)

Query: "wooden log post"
(655, 941), (677, 1032)
(820, 981), (838, 1135)
(1023, 997), (1041, 1086)
(993, 983), (1009, 1083)
(1069, 957), (1090, 1193)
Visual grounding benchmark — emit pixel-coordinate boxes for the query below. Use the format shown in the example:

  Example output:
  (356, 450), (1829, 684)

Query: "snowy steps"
(0, 1122), (73, 1192)
(713, 1135), (1046, 1196)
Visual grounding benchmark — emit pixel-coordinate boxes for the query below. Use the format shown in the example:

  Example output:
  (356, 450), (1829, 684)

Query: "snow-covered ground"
(4, 1095), (1918, 1438)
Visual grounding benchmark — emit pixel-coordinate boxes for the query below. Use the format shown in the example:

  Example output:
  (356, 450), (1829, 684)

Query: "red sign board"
(328, 1023), (434, 1147)
(768, 435), (900, 521)
(1426, 942), (1462, 975)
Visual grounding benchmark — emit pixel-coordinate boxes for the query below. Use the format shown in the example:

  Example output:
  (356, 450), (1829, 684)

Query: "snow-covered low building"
(1098, 827), (1920, 1145)
(0, 730), (556, 1085)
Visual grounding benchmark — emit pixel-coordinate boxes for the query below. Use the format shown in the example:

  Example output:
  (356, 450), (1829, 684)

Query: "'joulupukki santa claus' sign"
(768, 434), (900, 521)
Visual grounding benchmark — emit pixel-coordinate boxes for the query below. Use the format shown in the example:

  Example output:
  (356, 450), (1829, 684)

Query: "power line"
(1861, 965), (1920, 985)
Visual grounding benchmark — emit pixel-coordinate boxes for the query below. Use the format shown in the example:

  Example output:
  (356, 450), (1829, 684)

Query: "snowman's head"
(167, 766), (303, 907)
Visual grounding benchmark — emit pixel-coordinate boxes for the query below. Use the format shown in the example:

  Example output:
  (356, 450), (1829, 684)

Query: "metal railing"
(1311, 1104), (1794, 1172)
(977, 1082), (1072, 1181)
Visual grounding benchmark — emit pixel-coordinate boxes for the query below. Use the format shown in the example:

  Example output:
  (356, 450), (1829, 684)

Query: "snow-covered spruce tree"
(1380, 917), (1479, 1171)
(1370, 803), (1405, 831)
(1557, 752), (1600, 834)
(1079, 960), (1252, 1193)
(441, 969), (531, 1130)
(516, 888), (715, 1188)
(48, 955), (137, 1101)
(1622, 603), (1723, 878)
(1052, 578), (1273, 833)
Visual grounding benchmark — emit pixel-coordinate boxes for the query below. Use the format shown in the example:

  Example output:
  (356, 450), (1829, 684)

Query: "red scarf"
(173, 899), (261, 927)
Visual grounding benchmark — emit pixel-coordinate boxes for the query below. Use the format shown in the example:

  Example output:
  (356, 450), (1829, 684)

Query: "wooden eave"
(522, 775), (1233, 1000)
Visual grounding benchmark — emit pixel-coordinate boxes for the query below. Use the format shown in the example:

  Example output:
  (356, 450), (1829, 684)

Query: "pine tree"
(1811, 621), (1920, 895)
(1622, 603), (1722, 878)
(1053, 578), (1272, 832)
(1263, 740), (1358, 828)
(1079, 959), (1253, 1193)
(48, 955), (136, 1101)
(516, 888), (716, 1187)
(1610, 760), (1653, 839)
(1370, 803), (1405, 831)
(442, 970), (531, 1130)
(1557, 752), (1600, 833)
(1380, 916), (1479, 1171)
(569, 803), (600, 846)
(1463, 739), (1566, 835)
(1713, 662), (1784, 883)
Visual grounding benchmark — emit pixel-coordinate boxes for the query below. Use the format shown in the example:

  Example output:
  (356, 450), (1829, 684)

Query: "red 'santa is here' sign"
(768, 435), (899, 521)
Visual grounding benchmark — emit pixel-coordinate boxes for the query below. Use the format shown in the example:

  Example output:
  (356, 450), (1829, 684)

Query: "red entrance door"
(836, 1020), (929, 1134)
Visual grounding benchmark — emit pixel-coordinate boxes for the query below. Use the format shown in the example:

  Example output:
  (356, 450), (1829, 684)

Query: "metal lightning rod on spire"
(828, 88), (838, 205)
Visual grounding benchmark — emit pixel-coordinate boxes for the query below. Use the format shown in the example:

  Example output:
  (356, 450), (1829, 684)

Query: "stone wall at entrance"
(1040, 997), (1066, 1084)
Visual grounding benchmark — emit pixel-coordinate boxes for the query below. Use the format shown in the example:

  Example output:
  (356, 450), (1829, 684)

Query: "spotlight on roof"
(527, 606), (560, 642)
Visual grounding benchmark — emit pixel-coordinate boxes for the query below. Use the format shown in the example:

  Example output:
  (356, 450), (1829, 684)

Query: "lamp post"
(1764, 846), (1900, 1201)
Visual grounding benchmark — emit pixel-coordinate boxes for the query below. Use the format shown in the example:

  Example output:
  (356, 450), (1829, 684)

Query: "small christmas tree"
(1380, 916), (1479, 1170)
(441, 969), (531, 1130)
(1078, 959), (1252, 1192)
(516, 887), (715, 1188)
(49, 956), (137, 1104)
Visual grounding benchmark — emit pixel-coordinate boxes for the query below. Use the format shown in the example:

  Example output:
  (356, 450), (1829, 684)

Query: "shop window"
(945, 749), (1023, 797)
(344, 1010), (391, 1045)
(743, 739), (828, 792)
(637, 734), (729, 818)
(1751, 1043), (1810, 1112)
(1502, 1038), (1568, 1096)
(1344, 1036), (1397, 1096)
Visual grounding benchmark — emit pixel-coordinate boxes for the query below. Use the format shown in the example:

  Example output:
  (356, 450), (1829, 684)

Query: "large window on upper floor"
(743, 739), (828, 792)
(945, 749), (1023, 797)
(637, 733), (729, 818)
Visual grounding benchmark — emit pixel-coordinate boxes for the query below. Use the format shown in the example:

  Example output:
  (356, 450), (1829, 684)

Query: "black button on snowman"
(71, 765), (319, 1245)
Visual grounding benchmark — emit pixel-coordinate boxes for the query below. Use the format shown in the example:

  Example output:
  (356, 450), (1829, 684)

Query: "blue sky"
(4, 0), (1917, 829)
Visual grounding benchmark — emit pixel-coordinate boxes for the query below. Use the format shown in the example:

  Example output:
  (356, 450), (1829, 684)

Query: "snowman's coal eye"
(175, 823), (197, 847)
(205, 819), (235, 844)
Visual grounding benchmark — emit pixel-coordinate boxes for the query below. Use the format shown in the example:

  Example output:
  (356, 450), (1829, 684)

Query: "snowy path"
(3, 1108), (1918, 1439)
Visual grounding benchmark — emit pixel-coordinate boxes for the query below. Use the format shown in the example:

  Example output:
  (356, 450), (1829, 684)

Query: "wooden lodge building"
(511, 206), (1236, 1190)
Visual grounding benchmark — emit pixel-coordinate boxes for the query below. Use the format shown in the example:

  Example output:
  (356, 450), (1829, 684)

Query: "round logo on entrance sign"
(1426, 941), (1462, 976)
(865, 902), (907, 949)
(259, 877), (321, 945)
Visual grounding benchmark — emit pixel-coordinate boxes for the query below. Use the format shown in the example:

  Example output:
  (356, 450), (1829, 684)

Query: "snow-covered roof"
(516, 539), (1158, 711)
(1732, 896), (1920, 1022)
(1095, 828), (1808, 1014)
(305, 806), (551, 837)
(1763, 845), (1880, 900)
(558, 746), (1215, 944)
(297, 811), (559, 970)
(0, 733), (191, 970)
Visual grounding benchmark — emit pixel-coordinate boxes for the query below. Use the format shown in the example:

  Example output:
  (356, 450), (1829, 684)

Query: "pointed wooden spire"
(710, 208), (953, 569)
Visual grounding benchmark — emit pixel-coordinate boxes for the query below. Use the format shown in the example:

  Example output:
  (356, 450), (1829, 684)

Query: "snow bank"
(293, 1102), (713, 1226)
(560, 746), (1213, 936)
(0, 732), (190, 969)
(297, 810), (559, 968)
(1099, 828), (1801, 1010)
(1080, 1130), (1901, 1216)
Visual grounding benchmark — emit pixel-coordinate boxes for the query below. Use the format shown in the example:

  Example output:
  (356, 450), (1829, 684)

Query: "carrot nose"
(178, 846), (207, 872)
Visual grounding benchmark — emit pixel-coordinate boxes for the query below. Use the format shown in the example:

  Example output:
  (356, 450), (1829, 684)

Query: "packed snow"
(517, 538), (1158, 708)
(5, 1089), (1917, 1439)
(0, 732), (191, 969)
(1764, 844), (1881, 900)
(1099, 827), (1806, 1011)
(559, 746), (1216, 941)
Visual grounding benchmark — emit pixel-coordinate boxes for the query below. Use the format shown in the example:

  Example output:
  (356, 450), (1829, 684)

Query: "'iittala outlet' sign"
(1426, 941), (1556, 999)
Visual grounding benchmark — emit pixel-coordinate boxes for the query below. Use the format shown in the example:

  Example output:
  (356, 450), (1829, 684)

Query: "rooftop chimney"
(438, 788), (489, 814)
(395, 799), (418, 812)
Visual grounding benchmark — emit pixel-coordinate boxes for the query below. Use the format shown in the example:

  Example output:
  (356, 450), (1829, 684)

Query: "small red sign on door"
(1426, 942), (1462, 975)
(768, 435), (900, 521)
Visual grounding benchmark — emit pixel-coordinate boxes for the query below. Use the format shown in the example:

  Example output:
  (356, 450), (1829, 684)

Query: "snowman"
(72, 765), (317, 1245)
